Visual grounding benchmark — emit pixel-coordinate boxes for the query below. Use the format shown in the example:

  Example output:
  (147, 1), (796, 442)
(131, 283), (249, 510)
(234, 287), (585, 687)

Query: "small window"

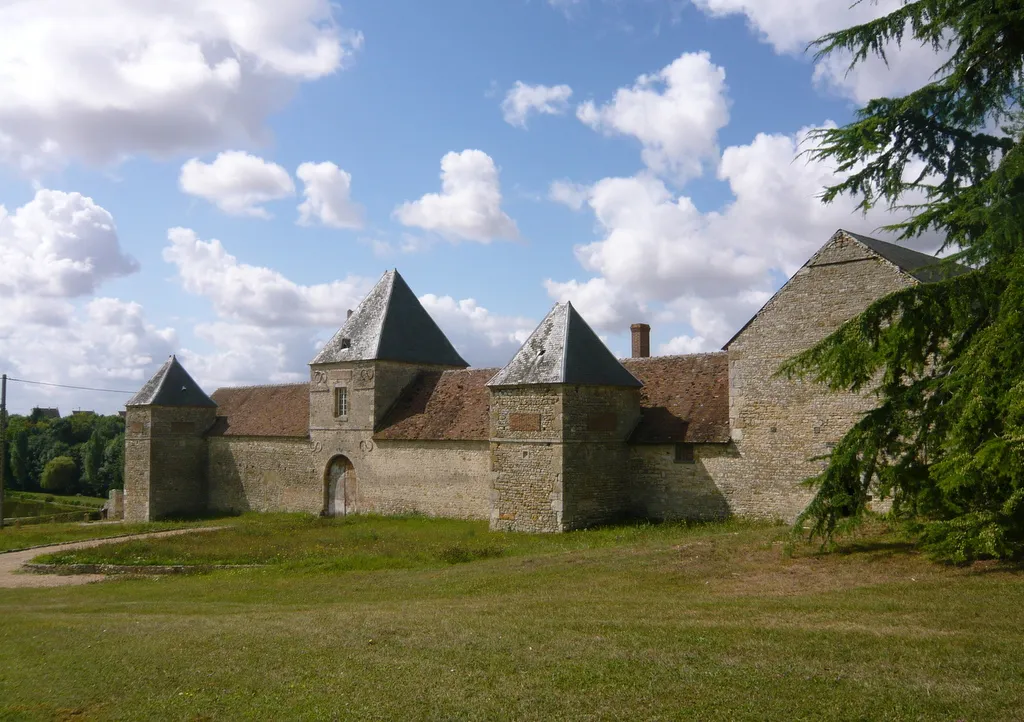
(334, 386), (349, 418)
(340, 338), (351, 350)
(674, 443), (695, 464)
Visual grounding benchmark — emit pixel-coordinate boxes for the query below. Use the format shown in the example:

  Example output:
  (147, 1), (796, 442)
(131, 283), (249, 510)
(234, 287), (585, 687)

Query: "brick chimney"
(630, 323), (651, 358)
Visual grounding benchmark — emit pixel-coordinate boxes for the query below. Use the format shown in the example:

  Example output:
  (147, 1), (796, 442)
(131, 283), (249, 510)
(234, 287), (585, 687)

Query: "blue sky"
(0, 0), (941, 413)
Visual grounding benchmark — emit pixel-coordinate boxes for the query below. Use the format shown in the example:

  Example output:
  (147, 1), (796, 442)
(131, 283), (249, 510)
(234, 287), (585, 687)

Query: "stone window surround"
(334, 385), (349, 419)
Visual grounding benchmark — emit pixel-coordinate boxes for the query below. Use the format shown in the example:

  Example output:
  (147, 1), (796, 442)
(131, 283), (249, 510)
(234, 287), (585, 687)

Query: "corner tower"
(309, 270), (468, 516)
(487, 302), (642, 532)
(123, 356), (218, 522)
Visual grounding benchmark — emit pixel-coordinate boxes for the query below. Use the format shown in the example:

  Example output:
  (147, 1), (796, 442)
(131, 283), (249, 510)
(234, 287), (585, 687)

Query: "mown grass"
(35, 512), (760, 571)
(2, 517), (1023, 720)
(0, 518), (229, 553)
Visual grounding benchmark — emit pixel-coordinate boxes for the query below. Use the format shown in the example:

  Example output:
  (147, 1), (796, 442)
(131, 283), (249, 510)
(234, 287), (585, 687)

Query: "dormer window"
(340, 338), (351, 350)
(334, 386), (349, 418)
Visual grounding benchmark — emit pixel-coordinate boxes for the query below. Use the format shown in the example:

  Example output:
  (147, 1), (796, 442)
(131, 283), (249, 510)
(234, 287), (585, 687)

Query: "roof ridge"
(374, 269), (396, 359)
(560, 301), (570, 382)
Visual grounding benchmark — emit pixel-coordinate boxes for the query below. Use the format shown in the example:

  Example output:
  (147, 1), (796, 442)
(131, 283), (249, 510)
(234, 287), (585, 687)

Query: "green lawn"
(2, 516), (1023, 721)
(0, 518), (229, 553)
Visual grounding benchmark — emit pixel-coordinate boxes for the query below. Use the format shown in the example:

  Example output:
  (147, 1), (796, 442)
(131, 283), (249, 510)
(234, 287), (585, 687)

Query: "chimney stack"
(630, 323), (651, 358)
(347, 309), (353, 319)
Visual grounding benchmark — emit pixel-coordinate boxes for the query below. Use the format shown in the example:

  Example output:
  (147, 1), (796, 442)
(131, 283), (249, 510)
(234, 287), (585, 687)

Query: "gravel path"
(0, 527), (223, 589)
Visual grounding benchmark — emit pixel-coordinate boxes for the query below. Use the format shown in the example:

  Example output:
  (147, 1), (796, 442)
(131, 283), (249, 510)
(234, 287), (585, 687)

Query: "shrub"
(41, 456), (78, 495)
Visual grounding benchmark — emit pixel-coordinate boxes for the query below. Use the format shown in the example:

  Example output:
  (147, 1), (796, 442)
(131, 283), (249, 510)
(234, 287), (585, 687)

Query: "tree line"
(2, 409), (124, 498)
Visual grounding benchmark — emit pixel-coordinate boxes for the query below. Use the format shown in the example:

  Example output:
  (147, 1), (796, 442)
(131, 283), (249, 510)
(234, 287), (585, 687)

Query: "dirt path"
(0, 527), (223, 589)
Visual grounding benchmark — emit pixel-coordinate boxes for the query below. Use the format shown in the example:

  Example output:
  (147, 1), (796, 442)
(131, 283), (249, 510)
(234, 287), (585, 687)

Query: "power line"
(6, 377), (136, 395)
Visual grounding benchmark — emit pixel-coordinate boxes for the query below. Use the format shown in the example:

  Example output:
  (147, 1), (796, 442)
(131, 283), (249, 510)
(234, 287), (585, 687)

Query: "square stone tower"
(487, 302), (642, 532)
(308, 270), (469, 516)
(123, 356), (218, 522)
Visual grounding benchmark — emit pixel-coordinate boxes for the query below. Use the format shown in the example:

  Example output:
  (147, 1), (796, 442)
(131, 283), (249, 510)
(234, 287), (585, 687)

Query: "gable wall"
(710, 234), (915, 521)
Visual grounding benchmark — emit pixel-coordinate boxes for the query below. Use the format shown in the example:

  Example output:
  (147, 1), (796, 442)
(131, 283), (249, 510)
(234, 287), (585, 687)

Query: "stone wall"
(355, 440), (491, 519)
(489, 386), (564, 532)
(124, 405), (217, 521)
(716, 234), (915, 521)
(561, 385), (641, 529)
(628, 443), (734, 521)
(207, 437), (317, 514)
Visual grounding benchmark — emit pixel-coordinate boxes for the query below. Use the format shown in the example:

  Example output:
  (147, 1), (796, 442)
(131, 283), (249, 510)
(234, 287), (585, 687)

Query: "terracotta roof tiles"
(375, 368), (497, 441)
(207, 384), (309, 438)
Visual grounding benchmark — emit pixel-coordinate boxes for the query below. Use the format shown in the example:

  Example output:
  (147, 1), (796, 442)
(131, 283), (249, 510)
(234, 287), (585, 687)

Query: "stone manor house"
(122, 229), (948, 532)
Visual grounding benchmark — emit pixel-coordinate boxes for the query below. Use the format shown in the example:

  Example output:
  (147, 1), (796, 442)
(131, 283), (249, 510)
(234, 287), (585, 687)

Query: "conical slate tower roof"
(126, 356), (216, 407)
(488, 302), (641, 387)
(312, 270), (468, 367)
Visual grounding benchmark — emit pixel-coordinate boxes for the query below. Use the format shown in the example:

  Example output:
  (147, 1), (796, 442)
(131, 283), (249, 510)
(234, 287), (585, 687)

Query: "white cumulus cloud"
(0, 0), (362, 170)
(0, 189), (138, 299)
(691, 0), (946, 103)
(296, 161), (364, 229)
(502, 82), (574, 128)
(547, 123), (943, 349)
(179, 151), (295, 217)
(577, 52), (729, 181)
(394, 150), (519, 243)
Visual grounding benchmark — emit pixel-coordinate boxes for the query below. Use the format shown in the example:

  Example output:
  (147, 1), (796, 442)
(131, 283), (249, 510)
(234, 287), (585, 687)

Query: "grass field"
(2, 515), (1023, 720)
(0, 518), (228, 553)
(7, 491), (108, 509)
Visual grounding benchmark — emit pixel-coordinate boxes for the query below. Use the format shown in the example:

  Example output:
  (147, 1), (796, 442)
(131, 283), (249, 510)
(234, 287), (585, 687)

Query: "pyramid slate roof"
(126, 356), (216, 408)
(487, 302), (641, 388)
(312, 270), (468, 367)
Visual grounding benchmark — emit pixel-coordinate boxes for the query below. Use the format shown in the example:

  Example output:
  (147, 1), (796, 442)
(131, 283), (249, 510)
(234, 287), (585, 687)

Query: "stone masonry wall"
(207, 437), (317, 514)
(561, 385), (641, 529)
(628, 444), (735, 521)
(713, 234), (915, 521)
(356, 440), (491, 519)
(309, 360), (473, 518)
(489, 386), (564, 532)
(124, 405), (217, 521)
(123, 407), (151, 522)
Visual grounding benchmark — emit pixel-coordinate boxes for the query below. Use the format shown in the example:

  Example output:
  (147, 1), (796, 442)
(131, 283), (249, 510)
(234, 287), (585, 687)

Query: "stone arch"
(323, 455), (357, 517)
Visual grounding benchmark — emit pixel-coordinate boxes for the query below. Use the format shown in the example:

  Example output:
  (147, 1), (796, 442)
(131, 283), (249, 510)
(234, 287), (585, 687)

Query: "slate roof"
(207, 384), (310, 438)
(622, 353), (730, 444)
(374, 368), (497, 441)
(487, 302), (641, 388)
(844, 230), (966, 283)
(126, 356), (216, 408)
(312, 270), (468, 368)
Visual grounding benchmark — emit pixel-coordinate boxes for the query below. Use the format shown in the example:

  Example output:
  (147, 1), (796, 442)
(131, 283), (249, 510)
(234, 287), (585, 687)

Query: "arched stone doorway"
(324, 455), (356, 517)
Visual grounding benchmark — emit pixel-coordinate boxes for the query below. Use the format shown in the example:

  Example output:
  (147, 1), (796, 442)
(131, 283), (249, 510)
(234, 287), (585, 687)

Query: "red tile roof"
(374, 368), (497, 441)
(207, 384), (310, 438)
(621, 353), (729, 444)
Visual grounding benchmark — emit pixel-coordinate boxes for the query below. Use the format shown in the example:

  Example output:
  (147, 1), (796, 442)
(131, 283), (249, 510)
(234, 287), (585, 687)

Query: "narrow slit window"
(334, 386), (349, 418)
(674, 443), (695, 464)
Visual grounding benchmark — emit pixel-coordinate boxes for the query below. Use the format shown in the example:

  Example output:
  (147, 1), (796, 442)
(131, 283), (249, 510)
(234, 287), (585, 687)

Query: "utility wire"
(7, 377), (136, 395)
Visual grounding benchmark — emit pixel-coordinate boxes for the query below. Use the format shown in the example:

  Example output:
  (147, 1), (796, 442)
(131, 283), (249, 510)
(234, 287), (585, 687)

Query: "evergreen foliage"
(782, 0), (1024, 562)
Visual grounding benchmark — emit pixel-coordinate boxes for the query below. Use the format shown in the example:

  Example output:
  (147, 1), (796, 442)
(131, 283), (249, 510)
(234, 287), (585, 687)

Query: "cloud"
(502, 82), (573, 128)
(179, 151), (295, 217)
(690, 0), (945, 103)
(577, 52), (729, 181)
(0, 189), (138, 299)
(418, 294), (536, 367)
(549, 179), (589, 210)
(296, 161), (364, 229)
(163, 227), (372, 327)
(0, 190), (174, 413)
(546, 123), (943, 349)
(394, 150), (519, 243)
(0, 0), (362, 170)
